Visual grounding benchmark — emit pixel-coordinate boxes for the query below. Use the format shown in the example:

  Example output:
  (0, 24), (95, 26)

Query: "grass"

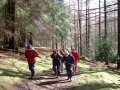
(0, 52), (52, 90)
(0, 52), (120, 90)
(74, 61), (120, 90)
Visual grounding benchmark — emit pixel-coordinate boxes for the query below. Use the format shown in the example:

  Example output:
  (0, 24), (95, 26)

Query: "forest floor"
(0, 47), (120, 90)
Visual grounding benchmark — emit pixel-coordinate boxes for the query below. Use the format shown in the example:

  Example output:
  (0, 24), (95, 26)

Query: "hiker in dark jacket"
(62, 50), (75, 82)
(25, 45), (40, 79)
(50, 49), (63, 78)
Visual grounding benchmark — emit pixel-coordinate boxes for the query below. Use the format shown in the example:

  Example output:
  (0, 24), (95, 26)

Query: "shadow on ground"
(0, 68), (29, 78)
(73, 82), (120, 90)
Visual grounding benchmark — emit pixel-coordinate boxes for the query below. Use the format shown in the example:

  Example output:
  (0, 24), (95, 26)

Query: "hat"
(27, 44), (32, 49)
(53, 49), (58, 54)
(64, 50), (69, 55)
(53, 49), (58, 52)
(71, 48), (75, 51)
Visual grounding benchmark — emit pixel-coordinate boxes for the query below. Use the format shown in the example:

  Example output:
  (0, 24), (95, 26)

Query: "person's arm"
(76, 52), (80, 62)
(61, 56), (66, 63)
(58, 53), (63, 59)
(34, 50), (40, 57)
(71, 56), (75, 64)
(50, 54), (54, 59)
(78, 54), (80, 62)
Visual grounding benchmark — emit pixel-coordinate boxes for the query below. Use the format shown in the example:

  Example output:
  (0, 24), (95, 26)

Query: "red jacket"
(25, 49), (39, 64)
(60, 50), (65, 57)
(71, 51), (80, 62)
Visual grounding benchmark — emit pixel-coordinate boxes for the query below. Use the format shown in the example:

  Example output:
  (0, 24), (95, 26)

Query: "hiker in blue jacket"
(50, 49), (63, 78)
(62, 50), (75, 82)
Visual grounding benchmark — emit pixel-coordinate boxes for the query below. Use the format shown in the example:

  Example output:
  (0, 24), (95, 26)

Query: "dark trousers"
(66, 65), (72, 79)
(53, 64), (60, 76)
(60, 62), (63, 73)
(28, 64), (35, 77)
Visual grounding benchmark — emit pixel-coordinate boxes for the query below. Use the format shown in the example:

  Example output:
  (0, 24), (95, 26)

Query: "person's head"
(71, 48), (75, 52)
(64, 50), (69, 57)
(27, 44), (32, 49)
(66, 48), (71, 53)
(53, 49), (58, 54)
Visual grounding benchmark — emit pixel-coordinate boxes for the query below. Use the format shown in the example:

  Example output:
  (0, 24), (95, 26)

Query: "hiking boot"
(69, 78), (72, 82)
(66, 77), (69, 80)
(29, 76), (34, 80)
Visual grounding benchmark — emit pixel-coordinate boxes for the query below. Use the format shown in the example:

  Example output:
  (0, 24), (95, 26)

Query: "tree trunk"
(55, 38), (58, 49)
(114, 9), (117, 40)
(104, 0), (107, 39)
(61, 36), (65, 50)
(52, 29), (54, 49)
(28, 32), (33, 45)
(95, 10), (97, 59)
(99, 0), (101, 37)
(74, 2), (77, 50)
(117, 0), (120, 69)
(104, 0), (108, 65)
(20, 24), (26, 47)
(77, 0), (82, 55)
(4, 0), (15, 48)
(87, 0), (90, 57)
(86, 0), (88, 57)
(86, 0), (90, 57)
(7, 0), (16, 50)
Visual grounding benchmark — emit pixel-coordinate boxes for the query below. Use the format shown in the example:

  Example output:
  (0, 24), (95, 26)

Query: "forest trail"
(0, 47), (80, 90)
(7, 69), (81, 90)
(0, 47), (120, 90)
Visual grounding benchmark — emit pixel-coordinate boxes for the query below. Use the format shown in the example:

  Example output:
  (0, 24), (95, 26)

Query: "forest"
(0, 0), (120, 90)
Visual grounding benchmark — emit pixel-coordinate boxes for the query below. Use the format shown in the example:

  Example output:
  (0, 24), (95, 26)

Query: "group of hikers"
(25, 44), (80, 82)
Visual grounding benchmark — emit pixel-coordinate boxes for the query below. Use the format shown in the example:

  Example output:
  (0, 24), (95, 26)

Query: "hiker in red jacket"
(71, 48), (80, 74)
(25, 45), (40, 79)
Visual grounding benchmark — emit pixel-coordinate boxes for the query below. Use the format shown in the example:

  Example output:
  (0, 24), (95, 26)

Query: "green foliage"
(95, 35), (117, 62)
(0, 0), (73, 47)
(25, 22), (38, 33)
(0, 0), (7, 26)
(16, 0), (39, 33)
(42, 0), (73, 40)
(16, 6), (30, 19)
(0, 0), (7, 8)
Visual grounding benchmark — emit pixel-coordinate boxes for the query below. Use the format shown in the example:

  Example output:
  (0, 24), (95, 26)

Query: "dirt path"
(1, 48), (120, 90)
(7, 69), (81, 90)
(0, 48), (81, 90)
